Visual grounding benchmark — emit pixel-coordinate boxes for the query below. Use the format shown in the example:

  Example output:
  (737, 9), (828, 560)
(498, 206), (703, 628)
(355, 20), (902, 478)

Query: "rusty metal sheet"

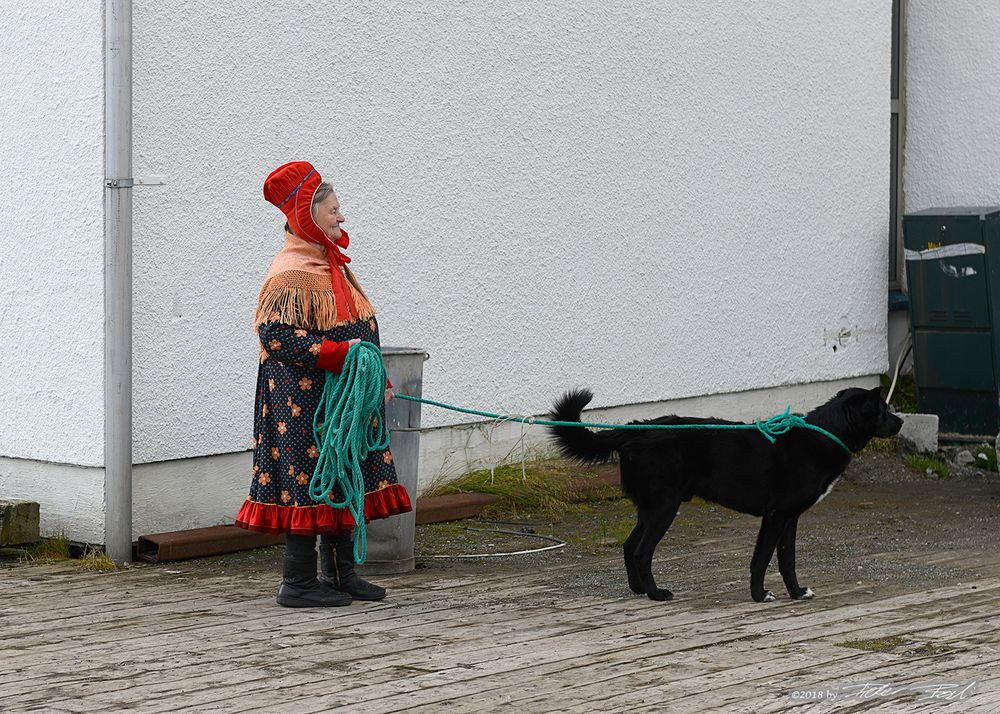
(415, 494), (500, 525)
(136, 525), (284, 563)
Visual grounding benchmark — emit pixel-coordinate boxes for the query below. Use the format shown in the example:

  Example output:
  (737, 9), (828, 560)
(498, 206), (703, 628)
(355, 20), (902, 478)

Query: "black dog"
(549, 387), (902, 603)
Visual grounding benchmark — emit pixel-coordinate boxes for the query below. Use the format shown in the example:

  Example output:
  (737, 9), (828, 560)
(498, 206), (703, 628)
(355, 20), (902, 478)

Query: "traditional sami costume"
(236, 161), (412, 539)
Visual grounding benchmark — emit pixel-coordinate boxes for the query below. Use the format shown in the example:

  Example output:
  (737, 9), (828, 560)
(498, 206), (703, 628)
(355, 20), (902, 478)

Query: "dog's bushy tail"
(549, 389), (626, 463)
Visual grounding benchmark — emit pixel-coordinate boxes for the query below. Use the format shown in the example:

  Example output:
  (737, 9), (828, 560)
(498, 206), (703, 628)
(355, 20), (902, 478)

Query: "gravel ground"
(410, 447), (1000, 605)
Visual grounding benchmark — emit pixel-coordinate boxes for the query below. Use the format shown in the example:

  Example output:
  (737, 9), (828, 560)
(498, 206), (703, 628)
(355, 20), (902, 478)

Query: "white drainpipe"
(104, 0), (133, 565)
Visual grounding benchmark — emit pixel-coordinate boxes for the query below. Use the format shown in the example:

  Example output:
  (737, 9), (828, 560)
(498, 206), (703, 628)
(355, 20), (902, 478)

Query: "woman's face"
(312, 192), (344, 240)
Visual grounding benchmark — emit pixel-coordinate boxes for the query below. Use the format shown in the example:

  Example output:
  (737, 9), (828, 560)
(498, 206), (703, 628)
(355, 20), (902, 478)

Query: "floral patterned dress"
(236, 280), (411, 536)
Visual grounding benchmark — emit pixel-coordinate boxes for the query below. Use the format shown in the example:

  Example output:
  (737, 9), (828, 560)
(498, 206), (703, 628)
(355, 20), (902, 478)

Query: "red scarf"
(296, 228), (360, 325)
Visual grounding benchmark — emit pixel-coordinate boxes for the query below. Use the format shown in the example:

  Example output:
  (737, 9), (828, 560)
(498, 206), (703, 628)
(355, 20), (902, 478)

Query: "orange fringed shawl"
(255, 231), (376, 333)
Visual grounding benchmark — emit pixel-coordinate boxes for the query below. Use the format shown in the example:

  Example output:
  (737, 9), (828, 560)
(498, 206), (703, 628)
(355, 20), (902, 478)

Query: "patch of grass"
(423, 459), (617, 519)
(909, 642), (957, 657)
(837, 635), (907, 653)
(881, 373), (917, 414)
(1, 537), (119, 571)
(76, 546), (117, 572)
(975, 444), (997, 472)
(906, 454), (950, 479)
(16, 536), (72, 564)
(595, 516), (635, 548)
(835, 636), (954, 657)
(863, 437), (900, 455)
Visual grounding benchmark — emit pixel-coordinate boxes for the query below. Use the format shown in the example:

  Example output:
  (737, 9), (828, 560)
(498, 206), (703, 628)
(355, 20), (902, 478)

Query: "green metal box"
(903, 207), (1000, 436)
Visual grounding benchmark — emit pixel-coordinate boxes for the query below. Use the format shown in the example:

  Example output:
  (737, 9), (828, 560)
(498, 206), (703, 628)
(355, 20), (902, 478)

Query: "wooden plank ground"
(2, 536), (998, 713)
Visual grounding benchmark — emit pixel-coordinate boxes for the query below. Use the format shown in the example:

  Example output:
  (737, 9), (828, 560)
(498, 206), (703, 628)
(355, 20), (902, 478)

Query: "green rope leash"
(309, 341), (390, 564)
(395, 394), (850, 452)
(308, 343), (849, 562)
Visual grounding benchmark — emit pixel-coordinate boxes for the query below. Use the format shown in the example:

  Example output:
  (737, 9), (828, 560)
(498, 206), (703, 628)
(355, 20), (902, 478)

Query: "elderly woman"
(236, 161), (412, 607)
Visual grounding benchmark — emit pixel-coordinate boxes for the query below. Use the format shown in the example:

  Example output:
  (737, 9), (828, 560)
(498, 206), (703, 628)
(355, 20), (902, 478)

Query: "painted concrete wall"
(132, 453), (249, 537)
(906, 0), (1000, 210)
(131, 1), (891, 469)
(0, 1), (105, 467)
(0, 458), (105, 543)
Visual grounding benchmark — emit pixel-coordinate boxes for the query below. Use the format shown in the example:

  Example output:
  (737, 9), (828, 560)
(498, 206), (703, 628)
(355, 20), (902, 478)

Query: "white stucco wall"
(905, 0), (1000, 210)
(131, 1), (891, 469)
(0, 1), (105, 467)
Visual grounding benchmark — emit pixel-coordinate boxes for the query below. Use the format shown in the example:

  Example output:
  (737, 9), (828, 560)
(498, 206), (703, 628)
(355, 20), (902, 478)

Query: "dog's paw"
(752, 590), (776, 603)
(792, 587), (815, 600)
(646, 588), (674, 602)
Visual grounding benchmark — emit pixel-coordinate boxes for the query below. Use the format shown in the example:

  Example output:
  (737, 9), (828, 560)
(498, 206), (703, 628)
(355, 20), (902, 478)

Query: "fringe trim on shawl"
(254, 269), (376, 333)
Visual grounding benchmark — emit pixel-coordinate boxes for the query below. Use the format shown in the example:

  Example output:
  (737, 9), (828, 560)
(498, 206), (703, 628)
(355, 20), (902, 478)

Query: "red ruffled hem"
(234, 483), (413, 536)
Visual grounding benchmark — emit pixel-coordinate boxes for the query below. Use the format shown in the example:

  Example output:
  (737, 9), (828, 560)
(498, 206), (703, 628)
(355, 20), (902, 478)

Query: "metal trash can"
(358, 347), (428, 574)
(903, 207), (1000, 436)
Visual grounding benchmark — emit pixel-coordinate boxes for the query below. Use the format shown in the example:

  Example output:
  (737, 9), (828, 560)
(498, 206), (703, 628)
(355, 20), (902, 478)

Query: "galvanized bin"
(358, 347), (428, 574)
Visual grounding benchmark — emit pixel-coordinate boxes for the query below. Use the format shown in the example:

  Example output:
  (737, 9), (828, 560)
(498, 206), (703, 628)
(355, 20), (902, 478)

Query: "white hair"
(311, 182), (335, 216)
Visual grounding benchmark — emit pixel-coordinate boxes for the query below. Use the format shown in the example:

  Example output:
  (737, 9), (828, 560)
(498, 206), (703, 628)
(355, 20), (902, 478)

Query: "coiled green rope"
(309, 341), (390, 564)
(395, 395), (850, 452)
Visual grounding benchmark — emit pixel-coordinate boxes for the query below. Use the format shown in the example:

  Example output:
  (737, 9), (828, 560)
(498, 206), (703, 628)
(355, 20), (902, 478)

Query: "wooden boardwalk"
(3, 538), (999, 713)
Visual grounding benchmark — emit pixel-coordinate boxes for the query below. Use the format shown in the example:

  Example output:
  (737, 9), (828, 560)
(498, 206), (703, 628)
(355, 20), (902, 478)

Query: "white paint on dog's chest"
(814, 477), (841, 505)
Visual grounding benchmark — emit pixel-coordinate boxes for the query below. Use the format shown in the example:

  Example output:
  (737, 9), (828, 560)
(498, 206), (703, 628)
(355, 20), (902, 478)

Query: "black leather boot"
(277, 537), (352, 608)
(319, 532), (386, 601)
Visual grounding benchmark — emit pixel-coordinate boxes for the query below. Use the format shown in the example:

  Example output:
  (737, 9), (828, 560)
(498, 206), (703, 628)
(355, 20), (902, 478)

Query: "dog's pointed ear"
(868, 386), (883, 397)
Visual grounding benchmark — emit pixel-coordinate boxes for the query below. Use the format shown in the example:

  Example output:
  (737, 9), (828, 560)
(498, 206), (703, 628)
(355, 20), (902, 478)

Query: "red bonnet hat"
(262, 161), (359, 323)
